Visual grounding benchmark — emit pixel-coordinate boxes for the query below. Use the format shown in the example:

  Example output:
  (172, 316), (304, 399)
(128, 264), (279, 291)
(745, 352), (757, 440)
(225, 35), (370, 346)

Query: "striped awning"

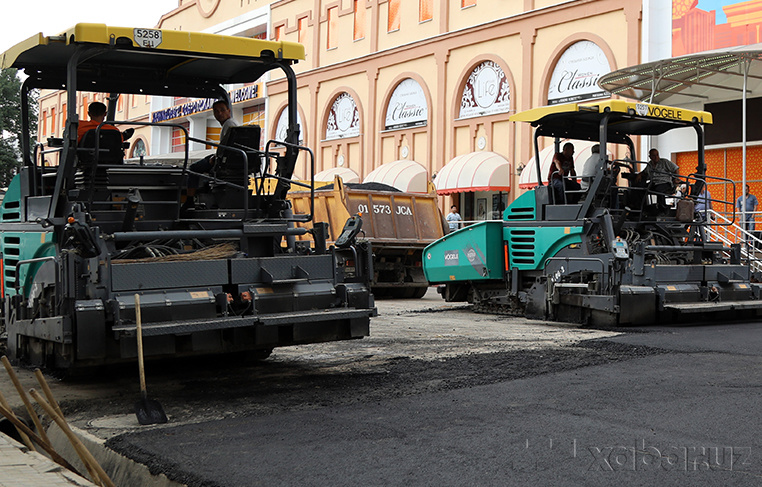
(363, 160), (429, 193)
(435, 151), (510, 195)
(313, 166), (360, 183)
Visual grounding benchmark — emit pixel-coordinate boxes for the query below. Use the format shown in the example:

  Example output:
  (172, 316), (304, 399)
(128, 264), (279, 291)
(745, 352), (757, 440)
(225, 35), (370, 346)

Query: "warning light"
(67, 217), (75, 224)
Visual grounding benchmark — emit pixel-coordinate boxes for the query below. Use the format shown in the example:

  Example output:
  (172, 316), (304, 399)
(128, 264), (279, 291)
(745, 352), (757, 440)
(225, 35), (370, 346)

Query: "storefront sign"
(151, 83), (262, 123)
(384, 78), (428, 130)
(547, 41), (610, 105)
(459, 61), (510, 119)
(325, 92), (360, 140)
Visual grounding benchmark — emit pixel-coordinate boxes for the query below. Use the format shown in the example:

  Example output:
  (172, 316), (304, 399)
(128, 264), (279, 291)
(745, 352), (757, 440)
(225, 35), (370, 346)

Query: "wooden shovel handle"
(135, 293), (147, 394)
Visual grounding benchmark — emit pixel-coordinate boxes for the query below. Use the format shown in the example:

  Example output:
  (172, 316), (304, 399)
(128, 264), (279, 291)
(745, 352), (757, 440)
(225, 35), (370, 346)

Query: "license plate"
(134, 28), (163, 48)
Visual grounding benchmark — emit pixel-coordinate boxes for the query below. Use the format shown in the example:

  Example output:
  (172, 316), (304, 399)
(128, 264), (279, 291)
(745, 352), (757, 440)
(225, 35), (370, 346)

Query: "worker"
(547, 142), (580, 203)
(736, 184), (758, 232)
(447, 205), (462, 232)
(580, 144), (600, 191)
(640, 149), (679, 212)
(694, 183), (712, 222)
(184, 99), (240, 210)
(77, 101), (133, 143)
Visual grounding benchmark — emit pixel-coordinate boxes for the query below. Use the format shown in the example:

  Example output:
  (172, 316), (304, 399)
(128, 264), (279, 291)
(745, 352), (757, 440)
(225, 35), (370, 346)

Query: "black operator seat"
(214, 125), (262, 185)
(78, 129), (126, 165)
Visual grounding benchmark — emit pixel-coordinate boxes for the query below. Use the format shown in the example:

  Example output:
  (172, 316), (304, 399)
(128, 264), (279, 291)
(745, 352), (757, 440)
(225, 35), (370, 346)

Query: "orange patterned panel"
(673, 0), (697, 19)
(678, 147), (762, 204)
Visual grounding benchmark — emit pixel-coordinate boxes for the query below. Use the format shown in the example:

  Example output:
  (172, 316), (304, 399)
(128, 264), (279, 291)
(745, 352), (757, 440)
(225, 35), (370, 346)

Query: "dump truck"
(424, 100), (762, 325)
(289, 177), (447, 298)
(0, 24), (375, 370)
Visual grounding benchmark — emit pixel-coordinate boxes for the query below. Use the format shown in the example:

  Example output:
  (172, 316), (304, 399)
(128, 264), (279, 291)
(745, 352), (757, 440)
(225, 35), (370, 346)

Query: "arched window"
(326, 92), (360, 140)
(131, 138), (147, 158)
(385, 78), (428, 131)
(459, 61), (510, 119)
(547, 40), (611, 105)
(320, 91), (363, 178)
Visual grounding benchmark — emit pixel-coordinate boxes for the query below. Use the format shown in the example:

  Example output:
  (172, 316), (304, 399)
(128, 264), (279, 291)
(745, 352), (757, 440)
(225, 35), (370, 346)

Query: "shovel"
(134, 294), (168, 425)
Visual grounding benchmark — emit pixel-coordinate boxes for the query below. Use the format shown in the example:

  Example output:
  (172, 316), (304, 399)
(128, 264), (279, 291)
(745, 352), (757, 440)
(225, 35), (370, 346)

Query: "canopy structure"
(313, 166), (360, 183)
(519, 140), (612, 189)
(363, 160), (428, 193)
(1, 23), (305, 98)
(1, 23), (308, 213)
(598, 47), (761, 226)
(598, 45), (762, 106)
(435, 151), (511, 195)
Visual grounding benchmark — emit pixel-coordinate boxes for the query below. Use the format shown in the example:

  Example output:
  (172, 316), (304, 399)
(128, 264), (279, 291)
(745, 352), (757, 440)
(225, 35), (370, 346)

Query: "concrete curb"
(46, 423), (184, 487)
(0, 431), (96, 486)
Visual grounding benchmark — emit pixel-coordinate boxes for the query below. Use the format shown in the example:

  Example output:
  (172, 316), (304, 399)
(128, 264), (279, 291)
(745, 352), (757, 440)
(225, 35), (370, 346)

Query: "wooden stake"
(30, 389), (115, 487)
(33, 369), (64, 420)
(0, 388), (36, 451)
(0, 402), (80, 475)
(1, 356), (51, 447)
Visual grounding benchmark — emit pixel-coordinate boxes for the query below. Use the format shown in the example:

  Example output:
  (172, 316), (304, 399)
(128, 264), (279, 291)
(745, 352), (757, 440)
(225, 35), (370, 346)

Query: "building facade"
(38, 0), (645, 221)
(153, 0), (641, 220)
(37, 90), (153, 165)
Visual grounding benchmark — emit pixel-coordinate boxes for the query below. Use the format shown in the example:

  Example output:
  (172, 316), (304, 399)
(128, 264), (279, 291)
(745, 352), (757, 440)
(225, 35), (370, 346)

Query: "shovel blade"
(135, 398), (168, 425)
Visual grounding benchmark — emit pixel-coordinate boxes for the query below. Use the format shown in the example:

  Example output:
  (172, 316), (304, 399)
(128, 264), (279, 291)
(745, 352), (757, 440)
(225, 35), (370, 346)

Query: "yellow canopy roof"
(510, 100), (712, 125)
(1, 23), (305, 97)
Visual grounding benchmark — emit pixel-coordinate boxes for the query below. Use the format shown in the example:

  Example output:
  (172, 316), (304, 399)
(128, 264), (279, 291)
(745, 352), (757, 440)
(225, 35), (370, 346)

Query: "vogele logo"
(444, 250), (459, 266)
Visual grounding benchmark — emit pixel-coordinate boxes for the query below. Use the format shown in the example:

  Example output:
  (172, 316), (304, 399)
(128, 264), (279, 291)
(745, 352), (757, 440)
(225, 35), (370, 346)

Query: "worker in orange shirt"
(77, 101), (133, 143)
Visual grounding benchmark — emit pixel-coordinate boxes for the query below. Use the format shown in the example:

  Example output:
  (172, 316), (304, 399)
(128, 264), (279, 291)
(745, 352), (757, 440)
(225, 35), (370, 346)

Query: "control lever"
(335, 214), (363, 248)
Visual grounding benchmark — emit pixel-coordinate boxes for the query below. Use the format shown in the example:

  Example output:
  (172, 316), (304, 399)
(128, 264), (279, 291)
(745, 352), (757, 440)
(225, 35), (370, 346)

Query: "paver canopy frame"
(599, 45), (762, 227)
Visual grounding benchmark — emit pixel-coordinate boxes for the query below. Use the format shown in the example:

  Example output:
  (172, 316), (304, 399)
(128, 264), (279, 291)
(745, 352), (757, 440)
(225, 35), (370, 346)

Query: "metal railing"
(705, 209), (762, 273)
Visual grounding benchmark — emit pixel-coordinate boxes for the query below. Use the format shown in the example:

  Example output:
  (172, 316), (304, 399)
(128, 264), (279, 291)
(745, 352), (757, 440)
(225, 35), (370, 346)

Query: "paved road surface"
(99, 300), (762, 486)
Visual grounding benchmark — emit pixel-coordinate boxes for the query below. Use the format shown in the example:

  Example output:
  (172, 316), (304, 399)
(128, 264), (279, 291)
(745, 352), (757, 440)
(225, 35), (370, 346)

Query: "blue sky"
(696, 0), (733, 24)
(1, 1), (177, 54)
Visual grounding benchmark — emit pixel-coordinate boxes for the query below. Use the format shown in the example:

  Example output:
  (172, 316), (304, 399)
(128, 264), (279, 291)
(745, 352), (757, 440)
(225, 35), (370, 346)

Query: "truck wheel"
(410, 287), (429, 299)
(250, 349), (273, 360)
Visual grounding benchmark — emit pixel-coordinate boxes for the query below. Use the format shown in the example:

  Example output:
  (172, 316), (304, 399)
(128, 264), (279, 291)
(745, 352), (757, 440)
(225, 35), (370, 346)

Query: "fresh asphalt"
(108, 322), (762, 487)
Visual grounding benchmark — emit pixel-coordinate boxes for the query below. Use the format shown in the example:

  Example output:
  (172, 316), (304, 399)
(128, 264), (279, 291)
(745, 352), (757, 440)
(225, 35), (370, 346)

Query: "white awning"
(519, 140), (610, 189)
(313, 166), (360, 183)
(435, 151), (510, 195)
(363, 160), (429, 193)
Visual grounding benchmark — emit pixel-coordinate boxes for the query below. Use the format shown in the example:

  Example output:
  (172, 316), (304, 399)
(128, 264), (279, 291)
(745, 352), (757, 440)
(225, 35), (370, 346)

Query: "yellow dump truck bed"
(289, 177), (447, 298)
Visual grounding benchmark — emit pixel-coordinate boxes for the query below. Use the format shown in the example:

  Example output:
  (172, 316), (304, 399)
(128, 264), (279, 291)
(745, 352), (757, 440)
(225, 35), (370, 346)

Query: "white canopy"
(435, 151), (510, 195)
(598, 44), (762, 106)
(363, 160), (428, 193)
(313, 166), (360, 183)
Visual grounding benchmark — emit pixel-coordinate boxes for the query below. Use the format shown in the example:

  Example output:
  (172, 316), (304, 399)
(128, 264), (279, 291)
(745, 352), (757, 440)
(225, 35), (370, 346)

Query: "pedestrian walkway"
(0, 432), (95, 487)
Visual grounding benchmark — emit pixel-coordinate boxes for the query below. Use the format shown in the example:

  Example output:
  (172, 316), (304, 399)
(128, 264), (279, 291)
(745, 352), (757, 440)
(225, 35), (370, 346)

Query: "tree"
(0, 68), (38, 187)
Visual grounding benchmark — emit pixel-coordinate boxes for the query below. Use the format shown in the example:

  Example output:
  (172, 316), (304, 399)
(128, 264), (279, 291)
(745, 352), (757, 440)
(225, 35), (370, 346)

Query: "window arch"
(540, 35), (617, 107)
(130, 137), (148, 158)
(378, 74), (432, 176)
(449, 56), (515, 161)
(325, 92), (361, 140)
(319, 89), (364, 177)
(270, 102), (308, 179)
